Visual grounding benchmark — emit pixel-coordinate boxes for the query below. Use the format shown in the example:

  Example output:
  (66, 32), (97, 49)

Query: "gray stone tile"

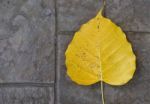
(105, 0), (150, 32)
(57, 0), (103, 31)
(0, 0), (55, 83)
(0, 86), (54, 104)
(57, 32), (150, 104)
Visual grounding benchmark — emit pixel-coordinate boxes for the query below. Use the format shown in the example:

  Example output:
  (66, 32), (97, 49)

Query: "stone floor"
(0, 0), (150, 104)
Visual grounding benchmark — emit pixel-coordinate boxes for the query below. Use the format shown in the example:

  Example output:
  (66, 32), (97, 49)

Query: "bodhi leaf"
(65, 10), (136, 86)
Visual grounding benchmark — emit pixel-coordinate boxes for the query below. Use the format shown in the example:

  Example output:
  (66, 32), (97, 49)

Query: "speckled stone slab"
(0, 86), (54, 104)
(106, 0), (150, 32)
(0, 0), (55, 83)
(57, 0), (102, 31)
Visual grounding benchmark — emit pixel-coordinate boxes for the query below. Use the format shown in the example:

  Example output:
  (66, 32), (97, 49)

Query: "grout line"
(56, 30), (150, 35)
(54, 0), (58, 103)
(125, 31), (150, 34)
(0, 82), (54, 87)
(57, 31), (75, 36)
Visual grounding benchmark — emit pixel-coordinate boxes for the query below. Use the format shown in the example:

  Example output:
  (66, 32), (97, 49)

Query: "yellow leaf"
(65, 11), (136, 86)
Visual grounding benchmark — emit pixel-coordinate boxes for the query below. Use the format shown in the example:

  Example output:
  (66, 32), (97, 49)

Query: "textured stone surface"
(0, 0), (55, 83)
(106, 0), (150, 32)
(57, 0), (102, 31)
(0, 0), (150, 103)
(57, 32), (150, 104)
(0, 86), (54, 104)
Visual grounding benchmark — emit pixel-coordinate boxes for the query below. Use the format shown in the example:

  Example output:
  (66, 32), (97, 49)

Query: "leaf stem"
(100, 71), (105, 104)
